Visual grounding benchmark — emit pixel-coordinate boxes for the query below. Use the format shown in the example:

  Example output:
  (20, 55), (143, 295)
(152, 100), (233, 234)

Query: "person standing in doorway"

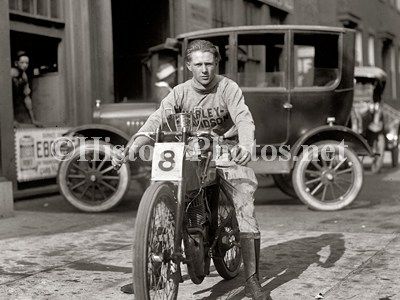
(11, 51), (41, 127)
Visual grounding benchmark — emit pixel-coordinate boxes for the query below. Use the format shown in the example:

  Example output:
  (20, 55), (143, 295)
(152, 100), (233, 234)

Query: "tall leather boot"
(240, 233), (270, 300)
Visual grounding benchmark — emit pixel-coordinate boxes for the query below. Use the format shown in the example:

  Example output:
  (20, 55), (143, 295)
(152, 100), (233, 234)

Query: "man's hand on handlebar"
(111, 146), (138, 170)
(230, 145), (251, 166)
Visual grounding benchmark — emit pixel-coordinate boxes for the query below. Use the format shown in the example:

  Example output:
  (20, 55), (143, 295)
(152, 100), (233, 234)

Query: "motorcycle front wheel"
(212, 188), (242, 280)
(133, 182), (179, 300)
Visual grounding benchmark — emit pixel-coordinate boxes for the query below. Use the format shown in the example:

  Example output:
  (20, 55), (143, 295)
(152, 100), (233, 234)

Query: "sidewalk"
(0, 158), (400, 299)
(1, 193), (399, 299)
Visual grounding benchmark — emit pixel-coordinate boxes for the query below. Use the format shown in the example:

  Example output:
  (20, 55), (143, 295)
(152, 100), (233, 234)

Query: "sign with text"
(151, 143), (185, 181)
(15, 127), (70, 182)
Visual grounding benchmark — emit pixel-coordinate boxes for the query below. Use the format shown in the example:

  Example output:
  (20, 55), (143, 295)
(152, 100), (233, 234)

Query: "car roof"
(177, 25), (350, 39)
(354, 66), (387, 81)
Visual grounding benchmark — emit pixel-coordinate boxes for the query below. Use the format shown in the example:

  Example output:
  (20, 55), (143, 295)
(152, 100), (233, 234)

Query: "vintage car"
(383, 103), (400, 167)
(350, 66), (400, 172)
(58, 25), (375, 212)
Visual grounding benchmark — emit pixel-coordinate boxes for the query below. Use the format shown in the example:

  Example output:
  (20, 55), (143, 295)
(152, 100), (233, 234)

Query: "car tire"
(371, 133), (385, 173)
(58, 141), (130, 212)
(272, 174), (297, 198)
(292, 140), (363, 211)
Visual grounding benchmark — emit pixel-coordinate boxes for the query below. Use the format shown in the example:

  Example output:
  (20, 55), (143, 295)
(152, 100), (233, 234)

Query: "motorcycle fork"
(173, 177), (187, 283)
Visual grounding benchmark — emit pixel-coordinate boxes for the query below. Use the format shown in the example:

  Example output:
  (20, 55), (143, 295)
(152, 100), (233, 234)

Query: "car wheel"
(392, 144), (399, 168)
(371, 133), (385, 173)
(292, 140), (363, 211)
(58, 141), (130, 212)
(272, 174), (297, 198)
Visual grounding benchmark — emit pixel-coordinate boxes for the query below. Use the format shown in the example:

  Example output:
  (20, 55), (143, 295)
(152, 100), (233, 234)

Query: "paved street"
(1, 157), (400, 299)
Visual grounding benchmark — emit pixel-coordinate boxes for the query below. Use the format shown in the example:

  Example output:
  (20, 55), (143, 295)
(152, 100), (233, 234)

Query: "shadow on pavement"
(194, 233), (345, 299)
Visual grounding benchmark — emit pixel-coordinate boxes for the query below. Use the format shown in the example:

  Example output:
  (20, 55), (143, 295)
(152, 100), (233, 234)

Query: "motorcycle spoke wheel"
(213, 188), (242, 280)
(133, 183), (179, 300)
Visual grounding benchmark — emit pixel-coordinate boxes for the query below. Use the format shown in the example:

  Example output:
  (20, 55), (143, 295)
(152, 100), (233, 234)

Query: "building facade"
(1, 0), (400, 195)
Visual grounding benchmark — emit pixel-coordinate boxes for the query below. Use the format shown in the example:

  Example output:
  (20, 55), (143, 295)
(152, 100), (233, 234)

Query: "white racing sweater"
(134, 75), (255, 151)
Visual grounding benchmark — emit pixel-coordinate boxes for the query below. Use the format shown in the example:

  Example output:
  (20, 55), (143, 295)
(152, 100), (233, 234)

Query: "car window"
(294, 33), (339, 88)
(237, 33), (286, 88)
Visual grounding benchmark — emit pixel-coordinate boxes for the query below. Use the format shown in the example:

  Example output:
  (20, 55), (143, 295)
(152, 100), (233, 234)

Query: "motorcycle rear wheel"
(213, 188), (242, 280)
(133, 182), (179, 300)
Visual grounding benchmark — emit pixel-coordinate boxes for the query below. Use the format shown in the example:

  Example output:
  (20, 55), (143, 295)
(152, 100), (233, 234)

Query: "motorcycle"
(118, 112), (242, 299)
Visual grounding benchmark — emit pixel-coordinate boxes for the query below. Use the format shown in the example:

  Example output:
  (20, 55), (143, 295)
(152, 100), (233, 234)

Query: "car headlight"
(386, 132), (398, 141)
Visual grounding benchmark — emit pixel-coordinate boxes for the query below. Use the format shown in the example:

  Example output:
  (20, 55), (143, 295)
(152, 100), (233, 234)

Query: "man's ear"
(186, 61), (192, 72)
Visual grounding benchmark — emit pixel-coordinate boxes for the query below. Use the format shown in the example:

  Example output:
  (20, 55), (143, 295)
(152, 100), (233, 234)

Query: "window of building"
(391, 46), (397, 99)
(294, 33), (339, 88)
(9, 0), (63, 21)
(237, 33), (286, 88)
(11, 31), (60, 76)
(368, 35), (375, 66)
(355, 30), (363, 66)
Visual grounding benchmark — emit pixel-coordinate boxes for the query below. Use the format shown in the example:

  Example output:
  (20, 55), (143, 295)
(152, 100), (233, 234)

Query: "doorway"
(112, 0), (170, 101)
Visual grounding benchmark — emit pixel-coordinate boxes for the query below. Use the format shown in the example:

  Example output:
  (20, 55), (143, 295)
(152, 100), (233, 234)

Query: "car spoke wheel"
(58, 141), (130, 212)
(133, 183), (179, 300)
(292, 140), (363, 211)
(213, 188), (241, 280)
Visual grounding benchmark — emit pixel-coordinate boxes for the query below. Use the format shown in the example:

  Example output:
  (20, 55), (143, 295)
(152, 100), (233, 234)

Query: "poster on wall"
(14, 127), (70, 182)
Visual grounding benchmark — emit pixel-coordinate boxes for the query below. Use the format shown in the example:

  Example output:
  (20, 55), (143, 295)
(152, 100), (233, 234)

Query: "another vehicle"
(125, 113), (241, 299)
(350, 67), (387, 173)
(350, 67), (400, 171)
(57, 102), (157, 212)
(59, 25), (374, 211)
(383, 103), (400, 167)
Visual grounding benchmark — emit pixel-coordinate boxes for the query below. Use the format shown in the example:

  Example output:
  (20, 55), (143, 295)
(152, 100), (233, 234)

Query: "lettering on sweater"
(182, 107), (230, 129)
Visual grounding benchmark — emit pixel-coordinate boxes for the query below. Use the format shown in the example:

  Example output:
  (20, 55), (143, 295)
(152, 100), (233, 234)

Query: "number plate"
(151, 143), (185, 181)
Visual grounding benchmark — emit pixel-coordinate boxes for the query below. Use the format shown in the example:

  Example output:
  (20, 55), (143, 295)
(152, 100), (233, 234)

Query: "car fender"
(291, 124), (373, 159)
(63, 123), (130, 146)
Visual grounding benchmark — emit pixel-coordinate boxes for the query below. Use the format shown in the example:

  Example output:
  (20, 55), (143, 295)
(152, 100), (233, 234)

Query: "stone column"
(89, 0), (114, 103)
(0, 0), (15, 218)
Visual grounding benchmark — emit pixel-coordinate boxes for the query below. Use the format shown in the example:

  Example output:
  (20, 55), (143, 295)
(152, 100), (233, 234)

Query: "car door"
(234, 31), (290, 146)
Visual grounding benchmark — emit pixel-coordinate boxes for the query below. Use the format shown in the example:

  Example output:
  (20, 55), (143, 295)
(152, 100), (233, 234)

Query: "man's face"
(15, 56), (29, 72)
(186, 51), (217, 86)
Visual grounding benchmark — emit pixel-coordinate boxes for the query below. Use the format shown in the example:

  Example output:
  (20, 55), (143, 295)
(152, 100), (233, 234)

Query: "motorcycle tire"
(133, 182), (179, 300)
(213, 187), (242, 280)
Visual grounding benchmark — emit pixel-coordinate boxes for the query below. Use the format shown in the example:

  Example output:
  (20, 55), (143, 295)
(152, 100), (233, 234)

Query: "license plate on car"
(151, 143), (185, 181)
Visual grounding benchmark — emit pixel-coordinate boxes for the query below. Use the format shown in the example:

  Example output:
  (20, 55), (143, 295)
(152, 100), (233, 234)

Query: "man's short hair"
(15, 50), (28, 61)
(185, 40), (221, 62)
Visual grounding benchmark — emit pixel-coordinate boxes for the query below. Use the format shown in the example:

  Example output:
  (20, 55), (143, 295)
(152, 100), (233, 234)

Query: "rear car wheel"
(58, 141), (130, 212)
(292, 140), (363, 211)
(272, 174), (297, 198)
(371, 133), (385, 173)
(392, 146), (399, 168)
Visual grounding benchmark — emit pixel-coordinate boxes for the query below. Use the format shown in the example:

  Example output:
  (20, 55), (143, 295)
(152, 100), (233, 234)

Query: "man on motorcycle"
(117, 39), (268, 300)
